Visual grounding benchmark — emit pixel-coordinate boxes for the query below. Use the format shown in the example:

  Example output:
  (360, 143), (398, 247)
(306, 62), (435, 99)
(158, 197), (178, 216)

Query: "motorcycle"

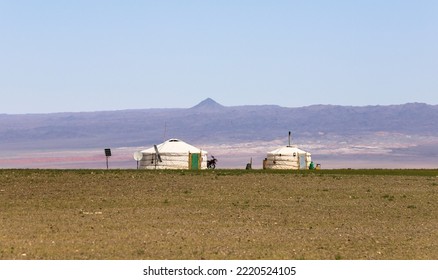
(207, 155), (217, 169)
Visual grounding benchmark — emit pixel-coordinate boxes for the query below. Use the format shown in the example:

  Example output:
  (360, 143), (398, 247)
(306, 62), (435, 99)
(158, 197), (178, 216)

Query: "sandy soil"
(0, 169), (437, 259)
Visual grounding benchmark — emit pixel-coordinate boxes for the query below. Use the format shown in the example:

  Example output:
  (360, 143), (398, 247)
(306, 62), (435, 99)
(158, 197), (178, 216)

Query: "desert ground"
(0, 169), (437, 260)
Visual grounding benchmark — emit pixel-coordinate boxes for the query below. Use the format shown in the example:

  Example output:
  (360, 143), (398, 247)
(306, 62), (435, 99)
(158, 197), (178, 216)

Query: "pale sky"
(1, 0), (437, 114)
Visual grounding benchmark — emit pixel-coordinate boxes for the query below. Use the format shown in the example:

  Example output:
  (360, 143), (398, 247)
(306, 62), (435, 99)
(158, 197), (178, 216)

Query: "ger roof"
(268, 145), (310, 155)
(141, 139), (207, 154)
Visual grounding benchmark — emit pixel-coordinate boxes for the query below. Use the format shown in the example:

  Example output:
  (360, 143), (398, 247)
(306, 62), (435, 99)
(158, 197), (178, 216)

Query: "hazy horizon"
(1, 102), (437, 169)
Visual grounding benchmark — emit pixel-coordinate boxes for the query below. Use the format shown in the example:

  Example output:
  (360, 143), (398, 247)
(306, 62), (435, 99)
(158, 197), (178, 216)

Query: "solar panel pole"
(104, 148), (112, 170)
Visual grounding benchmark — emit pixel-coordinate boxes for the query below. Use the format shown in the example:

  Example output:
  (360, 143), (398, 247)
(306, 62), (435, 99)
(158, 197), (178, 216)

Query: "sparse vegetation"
(382, 194), (395, 201)
(0, 169), (437, 260)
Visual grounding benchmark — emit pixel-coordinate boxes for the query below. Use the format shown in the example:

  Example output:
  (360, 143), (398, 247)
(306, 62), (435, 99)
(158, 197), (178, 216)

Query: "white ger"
(135, 139), (208, 170)
(263, 132), (312, 170)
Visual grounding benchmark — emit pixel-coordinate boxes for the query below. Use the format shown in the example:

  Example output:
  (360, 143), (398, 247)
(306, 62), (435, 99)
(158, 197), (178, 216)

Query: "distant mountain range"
(0, 98), (437, 168)
(1, 98), (437, 148)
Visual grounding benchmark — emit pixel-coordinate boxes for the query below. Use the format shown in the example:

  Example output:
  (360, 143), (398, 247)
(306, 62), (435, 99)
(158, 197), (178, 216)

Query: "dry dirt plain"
(0, 169), (437, 260)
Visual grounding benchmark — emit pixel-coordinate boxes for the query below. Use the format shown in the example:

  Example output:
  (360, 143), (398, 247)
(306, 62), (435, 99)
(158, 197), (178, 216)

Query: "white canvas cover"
(264, 145), (311, 170)
(136, 139), (208, 170)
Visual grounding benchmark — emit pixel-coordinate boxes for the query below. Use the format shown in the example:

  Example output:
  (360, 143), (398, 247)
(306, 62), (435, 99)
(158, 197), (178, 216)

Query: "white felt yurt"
(264, 145), (312, 170)
(135, 139), (208, 170)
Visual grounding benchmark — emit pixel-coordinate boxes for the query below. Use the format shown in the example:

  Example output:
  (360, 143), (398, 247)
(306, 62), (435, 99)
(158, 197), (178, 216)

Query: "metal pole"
(104, 148), (111, 170)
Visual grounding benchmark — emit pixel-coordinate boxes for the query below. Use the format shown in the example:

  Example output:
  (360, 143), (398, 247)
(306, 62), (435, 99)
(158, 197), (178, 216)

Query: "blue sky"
(1, 0), (437, 114)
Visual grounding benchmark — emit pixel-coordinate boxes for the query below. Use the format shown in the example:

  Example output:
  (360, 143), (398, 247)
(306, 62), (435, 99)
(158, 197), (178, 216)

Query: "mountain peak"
(191, 98), (225, 111)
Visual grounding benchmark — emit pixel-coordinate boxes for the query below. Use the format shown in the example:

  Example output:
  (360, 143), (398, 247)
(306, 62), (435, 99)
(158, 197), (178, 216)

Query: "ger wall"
(139, 153), (207, 170)
(264, 153), (311, 170)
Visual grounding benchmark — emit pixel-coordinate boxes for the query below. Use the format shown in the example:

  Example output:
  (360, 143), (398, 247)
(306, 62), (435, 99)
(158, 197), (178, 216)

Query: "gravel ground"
(1, 169), (437, 259)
